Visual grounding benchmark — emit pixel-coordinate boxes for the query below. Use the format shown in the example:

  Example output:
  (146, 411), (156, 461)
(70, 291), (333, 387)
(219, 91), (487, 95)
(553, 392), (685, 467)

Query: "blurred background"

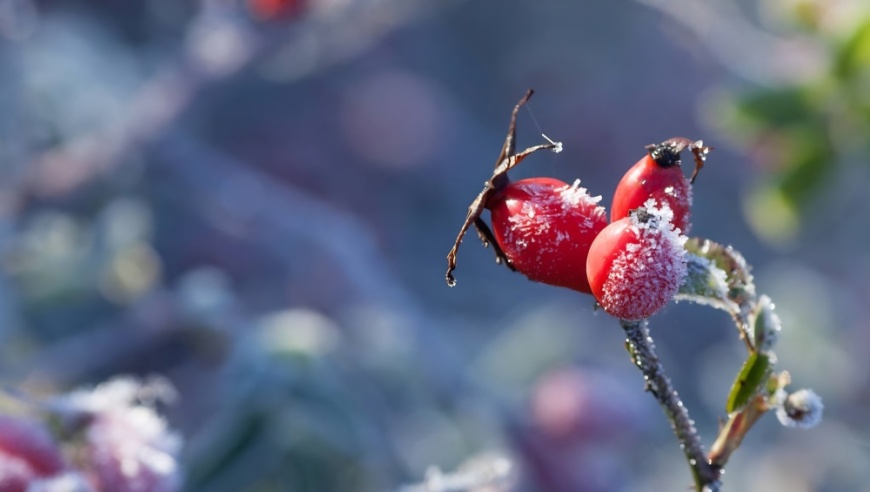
(0, 0), (868, 490)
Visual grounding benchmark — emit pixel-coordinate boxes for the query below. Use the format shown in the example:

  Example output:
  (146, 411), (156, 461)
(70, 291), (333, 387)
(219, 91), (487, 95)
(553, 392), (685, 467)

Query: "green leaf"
(752, 296), (782, 352)
(741, 125), (830, 248)
(732, 87), (815, 128)
(676, 254), (738, 314)
(743, 184), (801, 248)
(726, 352), (771, 414)
(684, 238), (755, 309)
(834, 20), (870, 80)
(777, 125), (832, 208)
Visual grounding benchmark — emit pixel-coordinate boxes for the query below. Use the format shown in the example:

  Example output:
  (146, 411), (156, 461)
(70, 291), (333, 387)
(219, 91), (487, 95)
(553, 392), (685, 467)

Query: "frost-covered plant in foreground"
(0, 376), (182, 492)
(443, 91), (822, 492)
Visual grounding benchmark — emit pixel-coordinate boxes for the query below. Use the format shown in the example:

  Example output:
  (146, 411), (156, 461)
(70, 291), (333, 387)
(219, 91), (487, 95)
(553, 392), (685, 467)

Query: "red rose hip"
(586, 201), (687, 320)
(611, 138), (711, 234)
(487, 177), (607, 293)
(446, 90), (576, 288)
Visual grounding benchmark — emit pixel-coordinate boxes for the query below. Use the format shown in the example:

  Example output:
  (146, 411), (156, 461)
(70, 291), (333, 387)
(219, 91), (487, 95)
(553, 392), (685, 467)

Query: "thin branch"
(619, 319), (721, 492)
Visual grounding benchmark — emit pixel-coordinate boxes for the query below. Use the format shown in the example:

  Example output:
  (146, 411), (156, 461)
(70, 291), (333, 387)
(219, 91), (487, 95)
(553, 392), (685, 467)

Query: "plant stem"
(620, 319), (721, 492)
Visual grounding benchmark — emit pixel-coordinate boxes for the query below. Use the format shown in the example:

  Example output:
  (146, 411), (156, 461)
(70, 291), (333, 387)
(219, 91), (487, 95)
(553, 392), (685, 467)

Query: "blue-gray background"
(0, 0), (867, 490)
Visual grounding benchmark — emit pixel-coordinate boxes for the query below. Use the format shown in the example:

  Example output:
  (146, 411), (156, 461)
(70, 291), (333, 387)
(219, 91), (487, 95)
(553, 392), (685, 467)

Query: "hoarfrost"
(776, 389), (823, 429)
(598, 201), (688, 320)
(754, 295), (782, 351)
(560, 179), (603, 207)
(675, 254), (733, 311)
(490, 179), (607, 291)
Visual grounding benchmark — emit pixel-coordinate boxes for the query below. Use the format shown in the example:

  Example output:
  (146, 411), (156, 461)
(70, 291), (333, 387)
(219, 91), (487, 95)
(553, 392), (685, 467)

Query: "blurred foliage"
(0, 0), (868, 491)
(709, 0), (870, 246)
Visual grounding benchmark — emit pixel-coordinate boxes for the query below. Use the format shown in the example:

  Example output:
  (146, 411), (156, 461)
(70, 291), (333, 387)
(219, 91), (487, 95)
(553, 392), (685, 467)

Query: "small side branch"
(620, 319), (721, 492)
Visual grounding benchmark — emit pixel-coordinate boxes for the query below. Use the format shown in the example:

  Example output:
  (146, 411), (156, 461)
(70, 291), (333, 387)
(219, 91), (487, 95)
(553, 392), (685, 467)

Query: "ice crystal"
(598, 201), (688, 320)
(491, 178), (606, 291)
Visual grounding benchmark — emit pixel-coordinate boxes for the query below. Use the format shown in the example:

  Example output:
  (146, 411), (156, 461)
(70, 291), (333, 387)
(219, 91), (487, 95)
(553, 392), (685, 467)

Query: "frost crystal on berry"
(489, 177), (607, 293)
(560, 179), (603, 207)
(595, 201), (688, 320)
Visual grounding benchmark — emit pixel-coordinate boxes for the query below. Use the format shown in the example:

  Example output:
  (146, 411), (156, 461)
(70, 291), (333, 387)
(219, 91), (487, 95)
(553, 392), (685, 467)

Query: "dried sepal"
(445, 89), (561, 286)
(644, 137), (712, 184)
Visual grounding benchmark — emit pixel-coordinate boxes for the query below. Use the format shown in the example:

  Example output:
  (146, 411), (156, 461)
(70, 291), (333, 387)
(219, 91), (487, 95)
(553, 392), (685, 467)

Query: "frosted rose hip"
(488, 177), (608, 293)
(586, 202), (687, 320)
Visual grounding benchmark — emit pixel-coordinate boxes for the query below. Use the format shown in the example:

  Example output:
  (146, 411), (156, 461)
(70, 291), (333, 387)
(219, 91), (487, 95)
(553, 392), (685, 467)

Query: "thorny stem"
(620, 319), (721, 492)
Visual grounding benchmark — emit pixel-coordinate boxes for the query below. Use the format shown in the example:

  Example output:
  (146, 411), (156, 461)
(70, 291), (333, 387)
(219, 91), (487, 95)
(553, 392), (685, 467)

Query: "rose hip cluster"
(446, 91), (711, 320)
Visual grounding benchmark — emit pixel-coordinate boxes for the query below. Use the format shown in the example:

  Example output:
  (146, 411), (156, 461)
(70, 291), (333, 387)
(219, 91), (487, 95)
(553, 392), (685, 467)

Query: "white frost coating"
(755, 295), (782, 351)
(29, 472), (94, 492)
(560, 179), (603, 207)
(776, 389), (823, 429)
(771, 388), (787, 408)
(399, 454), (514, 492)
(60, 377), (177, 413)
(492, 178), (607, 291)
(707, 259), (729, 299)
(696, 141), (709, 158)
(625, 200), (687, 250)
(599, 201), (688, 320)
(632, 199), (677, 232)
(542, 133), (563, 153)
(503, 181), (604, 244)
(56, 377), (183, 492)
(674, 255), (732, 310)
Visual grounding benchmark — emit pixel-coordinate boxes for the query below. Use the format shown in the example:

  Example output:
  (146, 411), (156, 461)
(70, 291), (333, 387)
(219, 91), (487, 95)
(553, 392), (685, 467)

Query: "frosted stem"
(620, 319), (721, 492)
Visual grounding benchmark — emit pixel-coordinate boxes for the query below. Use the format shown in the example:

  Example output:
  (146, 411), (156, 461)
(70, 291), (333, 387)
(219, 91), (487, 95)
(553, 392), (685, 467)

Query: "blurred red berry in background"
(248, 0), (305, 21)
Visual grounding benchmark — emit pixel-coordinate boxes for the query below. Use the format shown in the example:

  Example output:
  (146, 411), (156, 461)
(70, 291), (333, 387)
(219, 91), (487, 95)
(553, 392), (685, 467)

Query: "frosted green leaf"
(676, 253), (737, 313)
(726, 352), (771, 414)
(752, 295), (782, 352)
